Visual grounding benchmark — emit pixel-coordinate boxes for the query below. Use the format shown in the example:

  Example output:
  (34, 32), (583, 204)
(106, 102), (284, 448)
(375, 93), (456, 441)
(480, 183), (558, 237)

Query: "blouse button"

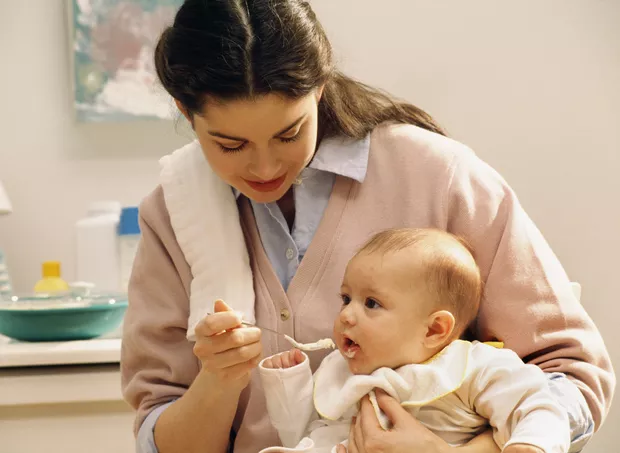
(280, 308), (291, 321)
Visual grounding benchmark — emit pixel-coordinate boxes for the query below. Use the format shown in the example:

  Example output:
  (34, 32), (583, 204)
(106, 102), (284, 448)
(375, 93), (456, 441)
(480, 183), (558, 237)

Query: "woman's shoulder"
(372, 123), (475, 160)
(138, 185), (173, 233)
(136, 185), (193, 286)
(370, 123), (507, 193)
(368, 123), (481, 175)
(366, 123), (483, 188)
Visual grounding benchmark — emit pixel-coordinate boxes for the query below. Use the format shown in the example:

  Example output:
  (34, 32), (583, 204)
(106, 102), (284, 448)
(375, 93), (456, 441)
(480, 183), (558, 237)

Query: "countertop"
(0, 334), (121, 368)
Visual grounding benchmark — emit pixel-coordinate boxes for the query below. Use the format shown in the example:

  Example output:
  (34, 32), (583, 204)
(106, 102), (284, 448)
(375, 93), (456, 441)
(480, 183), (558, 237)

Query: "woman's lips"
(244, 174), (286, 192)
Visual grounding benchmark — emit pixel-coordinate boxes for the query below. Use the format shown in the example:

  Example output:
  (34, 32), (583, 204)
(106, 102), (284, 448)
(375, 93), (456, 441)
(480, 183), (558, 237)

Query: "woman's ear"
(315, 84), (326, 103)
(175, 99), (193, 125)
(423, 310), (456, 349)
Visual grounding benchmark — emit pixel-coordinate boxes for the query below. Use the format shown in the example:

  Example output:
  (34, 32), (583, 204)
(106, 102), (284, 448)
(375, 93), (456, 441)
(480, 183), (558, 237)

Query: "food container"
(0, 293), (127, 342)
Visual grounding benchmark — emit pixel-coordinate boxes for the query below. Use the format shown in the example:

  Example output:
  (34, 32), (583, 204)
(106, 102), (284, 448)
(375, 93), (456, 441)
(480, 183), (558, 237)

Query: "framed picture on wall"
(69, 0), (183, 122)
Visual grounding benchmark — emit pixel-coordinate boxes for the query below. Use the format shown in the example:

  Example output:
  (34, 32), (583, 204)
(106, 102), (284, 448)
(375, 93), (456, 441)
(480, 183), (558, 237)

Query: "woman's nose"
(249, 147), (281, 181)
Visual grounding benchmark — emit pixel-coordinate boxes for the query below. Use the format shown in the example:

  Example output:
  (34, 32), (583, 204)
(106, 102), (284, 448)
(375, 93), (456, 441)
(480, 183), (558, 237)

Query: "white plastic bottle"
(76, 201), (121, 292)
(118, 206), (141, 292)
(0, 250), (12, 296)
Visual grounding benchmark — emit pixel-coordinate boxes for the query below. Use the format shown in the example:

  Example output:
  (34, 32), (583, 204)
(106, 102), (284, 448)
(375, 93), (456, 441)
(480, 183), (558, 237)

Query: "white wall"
(0, 1), (190, 290)
(0, 0), (618, 450)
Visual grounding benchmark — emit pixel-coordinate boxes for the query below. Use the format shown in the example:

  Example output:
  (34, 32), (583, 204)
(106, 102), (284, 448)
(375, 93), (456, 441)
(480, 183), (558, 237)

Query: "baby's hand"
(503, 445), (544, 453)
(262, 349), (305, 369)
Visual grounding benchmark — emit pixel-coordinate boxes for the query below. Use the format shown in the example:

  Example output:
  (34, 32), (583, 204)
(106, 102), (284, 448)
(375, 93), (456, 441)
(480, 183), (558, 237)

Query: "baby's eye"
(340, 294), (351, 305)
(365, 298), (381, 309)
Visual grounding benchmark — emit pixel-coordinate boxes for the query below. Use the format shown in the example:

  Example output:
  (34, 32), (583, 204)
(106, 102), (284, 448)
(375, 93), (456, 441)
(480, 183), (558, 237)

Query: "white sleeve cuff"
(136, 400), (177, 453)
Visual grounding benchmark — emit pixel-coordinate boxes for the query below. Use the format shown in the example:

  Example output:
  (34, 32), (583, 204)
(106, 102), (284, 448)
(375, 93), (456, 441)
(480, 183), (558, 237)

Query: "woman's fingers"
(195, 310), (243, 337)
(213, 299), (233, 313)
(374, 389), (409, 428)
(193, 315), (262, 374)
(190, 303), (262, 389)
(358, 394), (383, 435)
(200, 341), (263, 369)
(348, 416), (360, 452)
(218, 355), (262, 381)
(354, 411), (366, 451)
(210, 327), (261, 353)
(194, 326), (261, 357)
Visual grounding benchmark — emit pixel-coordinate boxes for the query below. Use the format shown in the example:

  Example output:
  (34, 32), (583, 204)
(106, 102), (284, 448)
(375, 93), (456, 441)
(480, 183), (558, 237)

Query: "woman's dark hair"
(155, 0), (445, 140)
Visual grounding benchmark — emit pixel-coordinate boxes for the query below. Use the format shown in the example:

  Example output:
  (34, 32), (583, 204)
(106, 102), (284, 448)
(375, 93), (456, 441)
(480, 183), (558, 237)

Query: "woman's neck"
(277, 188), (295, 230)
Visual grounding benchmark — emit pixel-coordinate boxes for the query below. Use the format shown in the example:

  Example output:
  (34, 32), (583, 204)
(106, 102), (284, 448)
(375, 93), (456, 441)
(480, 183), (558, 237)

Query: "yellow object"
(484, 341), (504, 349)
(33, 261), (70, 294)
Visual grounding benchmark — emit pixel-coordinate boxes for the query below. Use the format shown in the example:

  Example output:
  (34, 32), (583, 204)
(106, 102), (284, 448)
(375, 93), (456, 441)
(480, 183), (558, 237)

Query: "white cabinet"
(0, 338), (135, 453)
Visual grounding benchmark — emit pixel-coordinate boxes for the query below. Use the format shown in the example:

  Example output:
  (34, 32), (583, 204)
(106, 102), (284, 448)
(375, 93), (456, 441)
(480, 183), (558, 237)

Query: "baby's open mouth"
(342, 335), (361, 358)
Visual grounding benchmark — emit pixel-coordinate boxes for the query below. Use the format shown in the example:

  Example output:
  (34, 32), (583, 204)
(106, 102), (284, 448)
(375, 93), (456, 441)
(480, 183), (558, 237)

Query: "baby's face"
(333, 250), (433, 375)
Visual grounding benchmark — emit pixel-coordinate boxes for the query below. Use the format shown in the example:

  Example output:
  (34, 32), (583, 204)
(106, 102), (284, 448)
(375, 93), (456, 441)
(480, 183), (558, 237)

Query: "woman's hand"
(336, 389), (451, 453)
(192, 299), (262, 392)
(262, 349), (305, 369)
(337, 389), (500, 453)
(503, 446), (543, 453)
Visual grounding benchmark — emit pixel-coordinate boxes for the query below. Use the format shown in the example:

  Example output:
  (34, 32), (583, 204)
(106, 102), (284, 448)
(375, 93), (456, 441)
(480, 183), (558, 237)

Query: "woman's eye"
(218, 142), (246, 153)
(278, 131), (301, 144)
(365, 298), (381, 309)
(340, 294), (351, 305)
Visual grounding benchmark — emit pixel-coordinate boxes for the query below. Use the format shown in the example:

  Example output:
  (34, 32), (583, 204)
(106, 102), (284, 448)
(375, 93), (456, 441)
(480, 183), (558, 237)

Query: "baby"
(258, 228), (570, 453)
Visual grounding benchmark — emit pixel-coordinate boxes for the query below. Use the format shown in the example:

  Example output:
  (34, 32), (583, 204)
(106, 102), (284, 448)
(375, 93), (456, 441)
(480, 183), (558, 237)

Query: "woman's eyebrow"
(207, 114), (306, 141)
(273, 114), (306, 136)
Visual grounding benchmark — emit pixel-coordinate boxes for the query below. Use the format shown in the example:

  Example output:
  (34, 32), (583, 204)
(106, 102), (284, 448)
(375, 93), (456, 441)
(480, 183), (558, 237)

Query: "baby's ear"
(424, 310), (456, 349)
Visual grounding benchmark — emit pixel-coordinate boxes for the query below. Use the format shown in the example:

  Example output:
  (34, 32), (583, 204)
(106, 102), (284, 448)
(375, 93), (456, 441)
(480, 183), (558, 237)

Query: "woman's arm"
(154, 362), (245, 453)
(444, 148), (615, 442)
(467, 346), (569, 452)
(547, 373), (594, 452)
(458, 430), (500, 453)
(340, 391), (500, 453)
(122, 187), (252, 453)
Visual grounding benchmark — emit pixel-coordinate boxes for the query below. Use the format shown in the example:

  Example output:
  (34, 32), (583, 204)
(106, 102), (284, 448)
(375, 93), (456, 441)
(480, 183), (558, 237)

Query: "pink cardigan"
(121, 124), (614, 452)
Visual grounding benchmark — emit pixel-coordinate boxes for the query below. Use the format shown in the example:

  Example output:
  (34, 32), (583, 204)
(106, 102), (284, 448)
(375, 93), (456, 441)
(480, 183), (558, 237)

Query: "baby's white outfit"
(258, 341), (570, 453)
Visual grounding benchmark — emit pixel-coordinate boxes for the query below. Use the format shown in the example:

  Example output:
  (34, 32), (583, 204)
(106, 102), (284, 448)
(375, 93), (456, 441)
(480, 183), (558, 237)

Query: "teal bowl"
(0, 294), (127, 342)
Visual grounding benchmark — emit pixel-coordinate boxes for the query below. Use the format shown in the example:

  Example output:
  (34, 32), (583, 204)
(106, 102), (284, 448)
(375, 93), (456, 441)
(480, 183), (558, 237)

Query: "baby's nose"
(339, 304), (357, 326)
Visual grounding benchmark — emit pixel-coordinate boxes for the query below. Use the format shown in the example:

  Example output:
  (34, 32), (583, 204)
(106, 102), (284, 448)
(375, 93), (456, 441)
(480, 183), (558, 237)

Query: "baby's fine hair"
(356, 228), (483, 336)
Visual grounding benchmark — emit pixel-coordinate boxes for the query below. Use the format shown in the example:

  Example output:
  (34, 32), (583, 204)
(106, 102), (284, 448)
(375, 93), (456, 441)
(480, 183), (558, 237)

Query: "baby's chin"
(338, 341), (392, 374)
(342, 355), (384, 375)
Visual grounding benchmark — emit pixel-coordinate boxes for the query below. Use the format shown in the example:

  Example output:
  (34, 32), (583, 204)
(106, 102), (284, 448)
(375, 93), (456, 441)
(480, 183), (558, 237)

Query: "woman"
(121, 1), (614, 453)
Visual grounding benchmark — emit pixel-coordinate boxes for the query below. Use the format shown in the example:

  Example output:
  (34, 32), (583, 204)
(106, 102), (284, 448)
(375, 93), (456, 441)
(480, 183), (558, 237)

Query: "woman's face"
(181, 91), (321, 203)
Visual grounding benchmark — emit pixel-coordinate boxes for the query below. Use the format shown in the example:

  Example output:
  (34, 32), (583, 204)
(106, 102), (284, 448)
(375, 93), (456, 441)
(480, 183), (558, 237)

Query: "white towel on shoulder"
(159, 140), (255, 341)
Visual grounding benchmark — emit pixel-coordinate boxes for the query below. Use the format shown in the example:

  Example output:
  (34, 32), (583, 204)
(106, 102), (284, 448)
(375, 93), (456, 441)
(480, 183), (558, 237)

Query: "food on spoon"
(284, 335), (336, 351)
